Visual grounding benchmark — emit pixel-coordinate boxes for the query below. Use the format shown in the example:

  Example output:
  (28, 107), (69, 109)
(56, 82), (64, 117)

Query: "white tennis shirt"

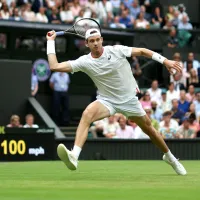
(69, 45), (139, 104)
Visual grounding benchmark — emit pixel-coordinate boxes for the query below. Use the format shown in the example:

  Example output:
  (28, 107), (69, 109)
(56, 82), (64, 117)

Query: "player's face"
(86, 36), (103, 52)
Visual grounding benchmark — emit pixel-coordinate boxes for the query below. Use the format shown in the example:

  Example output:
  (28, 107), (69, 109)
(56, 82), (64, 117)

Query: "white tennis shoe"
(163, 155), (187, 175)
(57, 144), (78, 170)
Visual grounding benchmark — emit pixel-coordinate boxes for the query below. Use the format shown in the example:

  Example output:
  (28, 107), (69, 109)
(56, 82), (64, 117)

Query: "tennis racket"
(48, 18), (101, 39)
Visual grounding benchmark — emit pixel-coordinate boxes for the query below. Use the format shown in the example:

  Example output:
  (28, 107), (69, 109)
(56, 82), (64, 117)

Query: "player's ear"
(101, 37), (103, 43)
(85, 40), (89, 47)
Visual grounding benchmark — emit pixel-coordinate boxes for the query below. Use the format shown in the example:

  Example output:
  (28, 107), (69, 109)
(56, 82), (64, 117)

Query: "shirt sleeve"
(68, 56), (85, 73)
(113, 45), (132, 58)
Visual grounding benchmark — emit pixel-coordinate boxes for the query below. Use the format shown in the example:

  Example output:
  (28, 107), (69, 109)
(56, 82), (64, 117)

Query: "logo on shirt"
(33, 59), (51, 82)
(108, 55), (111, 60)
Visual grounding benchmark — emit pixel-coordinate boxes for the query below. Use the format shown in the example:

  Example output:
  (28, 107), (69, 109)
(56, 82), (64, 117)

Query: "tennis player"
(46, 29), (186, 175)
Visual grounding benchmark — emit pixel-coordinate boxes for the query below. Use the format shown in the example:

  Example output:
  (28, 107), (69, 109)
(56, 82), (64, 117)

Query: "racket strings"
(75, 19), (101, 38)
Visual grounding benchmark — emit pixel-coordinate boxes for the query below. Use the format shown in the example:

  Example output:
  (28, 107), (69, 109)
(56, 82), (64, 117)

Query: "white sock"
(72, 145), (82, 160)
(164, 150), (177, 162)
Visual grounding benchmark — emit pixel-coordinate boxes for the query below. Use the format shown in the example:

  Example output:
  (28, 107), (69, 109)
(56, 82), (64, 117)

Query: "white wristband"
(47, 40), (56, 55)
(152, 52), (166, 64)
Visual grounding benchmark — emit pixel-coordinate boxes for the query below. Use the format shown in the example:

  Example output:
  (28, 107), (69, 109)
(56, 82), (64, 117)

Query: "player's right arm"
(46, 30), (72, 73)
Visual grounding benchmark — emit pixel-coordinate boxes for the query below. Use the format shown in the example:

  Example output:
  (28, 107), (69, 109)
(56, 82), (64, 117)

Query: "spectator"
(133, 124), (150, 139)
(89, 118), (107, 138)
(23, 3), (36, 22)
(185, 103), (196, 117)
(147, 80), (162, 106)
(0, 3), (10, 20)
(188, 113), (199, 133)
(98, 0), (113, 25)
(171, 9), (180, 27)
(109, 15), (126, 29)
(166, 82), (179, 104)
(176, 116), (196, 138)
(165, 5), (175, 22)
(151, 101), (163, 122)
(160, 90), (171, 112)
(184, 52), (200, 73)
(115, 116), (134, 139)
(193, 92), (200, 118)
(110, 0), (121, 16)
(75, 9), (85, 23)
(131, 56), (142, 80)
(119, 8), (132, 28)
(185, 60), (193, 73)
(91, 11), (100, 25)
(46, 0), (56, 9)
(35, 7), (48, 23)
(134, 11), (149, 29)
(171, 99), (184, 124)
(49, 72), (70, 126)
(151, 6), (163, 28)
(163, 19), (173, 30)
(60, 3), (74, 24)
(140, 91), (151, 109)
(178, 15), (193, 30)
(167, 28), (178, 48)
(171, 72), (185, 92)
(159, 111), (179, 139)
(31, 71), (38, 97)
(7, 115), (22, 127)
(103, 116), (119, 138)
(129, 0), (140, 20)
(71, 0), (82, 18)
(171, 52), (188, 88)
(188, 69), (199, 86)
(139, 5), (151, 21)
(9, 7), (23, 21)
(105, 11), (114, 27)
(32, 0), (47, 13)
(178, 90), (190, 113)
(48, 6), (61, 24)
(145, 106), (159, 130)
(9, 1), (17, 15)
(177, 4), (189, 22)
(85, 0), (98, 15)
(186, 84), (196, 103)
(139, 0), (152, 14)
(23, 114), (39, 128)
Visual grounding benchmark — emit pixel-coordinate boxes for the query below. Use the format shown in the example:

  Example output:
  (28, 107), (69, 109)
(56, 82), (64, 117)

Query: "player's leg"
(129, 115), (168, 152)
(74, 101), (110, 147)
(129, 115), (187, 175)
(57, 100), (113, 170)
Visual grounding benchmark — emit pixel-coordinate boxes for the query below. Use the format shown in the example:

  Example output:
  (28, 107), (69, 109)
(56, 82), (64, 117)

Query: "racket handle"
(56, 31), (65, 36)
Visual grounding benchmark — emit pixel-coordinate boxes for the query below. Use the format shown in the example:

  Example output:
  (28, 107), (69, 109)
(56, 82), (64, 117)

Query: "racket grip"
(55, 31), (65, 36)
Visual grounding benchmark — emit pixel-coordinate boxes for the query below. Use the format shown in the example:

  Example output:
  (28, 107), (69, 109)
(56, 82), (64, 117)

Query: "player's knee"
(140, 117), (153, 135)
(82, 108), (96, 124)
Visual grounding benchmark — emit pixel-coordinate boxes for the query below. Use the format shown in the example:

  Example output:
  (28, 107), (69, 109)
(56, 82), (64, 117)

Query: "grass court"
(0, 161), (199, 200)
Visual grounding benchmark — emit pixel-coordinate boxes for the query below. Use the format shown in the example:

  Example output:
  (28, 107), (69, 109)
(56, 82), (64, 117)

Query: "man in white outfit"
(46, 28), (186, 175)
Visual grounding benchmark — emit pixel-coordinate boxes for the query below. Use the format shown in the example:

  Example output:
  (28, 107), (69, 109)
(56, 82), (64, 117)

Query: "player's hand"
(164, 59), (182, 75)
(46, 30), (56, 40)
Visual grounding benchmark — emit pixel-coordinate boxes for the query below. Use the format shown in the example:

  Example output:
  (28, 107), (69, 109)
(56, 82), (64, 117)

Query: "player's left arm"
(131, 47), (182, 74)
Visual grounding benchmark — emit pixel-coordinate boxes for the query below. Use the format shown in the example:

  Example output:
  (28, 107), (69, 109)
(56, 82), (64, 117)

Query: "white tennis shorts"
(97, 96), (146, 117)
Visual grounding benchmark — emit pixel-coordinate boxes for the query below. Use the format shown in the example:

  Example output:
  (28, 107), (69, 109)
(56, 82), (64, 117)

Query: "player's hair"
(25, 114), (34, 120)
(162, 111), (172, 117)
(10, 115), (20, 122)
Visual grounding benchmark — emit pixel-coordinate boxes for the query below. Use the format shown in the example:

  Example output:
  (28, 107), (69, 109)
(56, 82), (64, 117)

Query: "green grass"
(0, 161), (199, 200)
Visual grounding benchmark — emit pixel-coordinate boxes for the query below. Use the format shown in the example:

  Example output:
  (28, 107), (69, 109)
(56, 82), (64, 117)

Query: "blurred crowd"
(90, 81), (200, 139)
(0, 0), (193, 31)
